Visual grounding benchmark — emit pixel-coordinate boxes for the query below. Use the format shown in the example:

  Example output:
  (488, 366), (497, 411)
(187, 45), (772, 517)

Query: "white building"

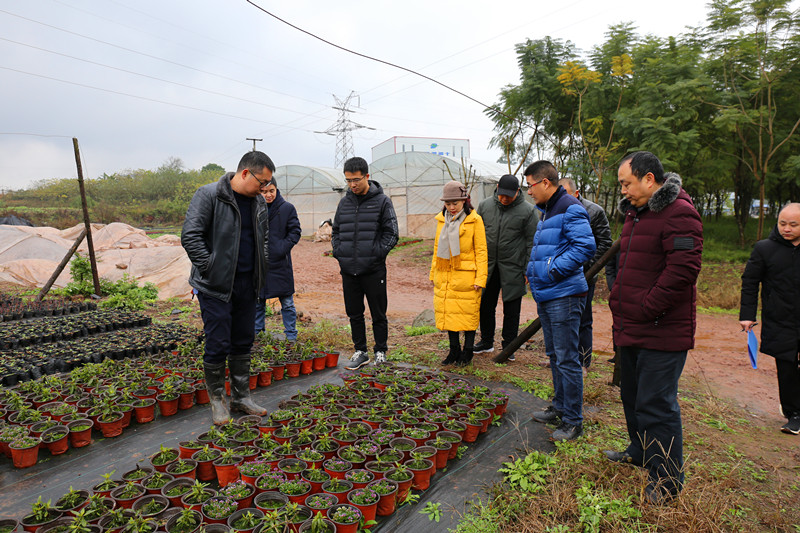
(372, 136), (470, 161)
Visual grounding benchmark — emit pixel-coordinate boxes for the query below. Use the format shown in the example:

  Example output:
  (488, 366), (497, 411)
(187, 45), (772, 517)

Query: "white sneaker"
(373, 351), (387, 365)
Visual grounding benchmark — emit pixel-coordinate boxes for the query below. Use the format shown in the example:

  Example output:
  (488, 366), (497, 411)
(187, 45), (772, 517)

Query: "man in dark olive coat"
(474, 174), (537, 361)
(740, 202), (800, 435)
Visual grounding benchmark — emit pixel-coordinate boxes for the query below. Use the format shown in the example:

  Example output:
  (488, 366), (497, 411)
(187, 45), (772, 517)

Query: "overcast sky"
(1, 0), (723, 190)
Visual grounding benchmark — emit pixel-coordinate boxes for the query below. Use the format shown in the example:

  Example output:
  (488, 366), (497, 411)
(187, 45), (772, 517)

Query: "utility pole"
(315, 91), (374, 168)
(246, 138), (262, 152)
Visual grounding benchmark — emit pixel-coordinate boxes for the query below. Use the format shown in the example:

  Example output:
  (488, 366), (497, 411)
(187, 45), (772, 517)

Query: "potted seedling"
(21, 497), (62, 533)
(326, 504), (362, 533)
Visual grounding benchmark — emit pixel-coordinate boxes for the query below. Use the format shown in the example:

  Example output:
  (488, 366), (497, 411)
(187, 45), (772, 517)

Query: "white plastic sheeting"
(0, 222), (192, 299)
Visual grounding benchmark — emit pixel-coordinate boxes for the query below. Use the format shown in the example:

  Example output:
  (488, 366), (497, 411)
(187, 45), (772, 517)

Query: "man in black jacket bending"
(740, 202), (800, 435)
(332, 156), (399, 369)
(181, 151), (273, 425)
(561, 178), (613, 373)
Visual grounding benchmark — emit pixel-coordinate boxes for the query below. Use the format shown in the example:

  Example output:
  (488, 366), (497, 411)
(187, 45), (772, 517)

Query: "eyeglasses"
(345, 176), (365, 184)
(247, 169), (270, 188)
(528, 178), (545, 187)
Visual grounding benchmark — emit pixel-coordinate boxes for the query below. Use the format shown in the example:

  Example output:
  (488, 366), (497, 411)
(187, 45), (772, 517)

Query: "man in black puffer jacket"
(740, 202), (800, 435)
(181, 151), (273, 425)
(332, 156), (399, 369)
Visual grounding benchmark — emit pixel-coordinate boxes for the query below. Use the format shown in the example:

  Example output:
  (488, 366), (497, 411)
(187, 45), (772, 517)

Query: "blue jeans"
(537, 294), (586, 425)
(254, 295), (298, 341)
(620, 346), (686, 495)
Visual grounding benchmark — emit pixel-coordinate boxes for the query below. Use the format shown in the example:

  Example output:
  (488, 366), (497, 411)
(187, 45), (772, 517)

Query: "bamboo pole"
(35, 228), (87, 301)
(73, 138), (101, 296)
(492, 238), (622, 364)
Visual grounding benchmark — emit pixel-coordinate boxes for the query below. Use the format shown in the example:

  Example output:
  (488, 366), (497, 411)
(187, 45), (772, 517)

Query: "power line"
(0, 7), (328, 108)
(244, 1), (513, 122)
(0, 65), (317, 131)
(0, 36), (331, 121)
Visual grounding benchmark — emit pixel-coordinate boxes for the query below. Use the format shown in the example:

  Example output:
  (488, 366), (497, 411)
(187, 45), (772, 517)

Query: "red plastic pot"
(462, 421), (481, 443)
(96, 413), (124, 438)
(311, 355), (327, 371)
(325, 352), (340, 368)
(41, 426), (70, 456)
(271, 364), (285, 381)
(257, 370), (273, 387)
(367, 479), (398, 517)
(178, 390), (195, 410)
(405, 458), (434, 491)
(195, 387), (210, 405)
(156, 395), (179, 417)
(213, 456), (243, 487)
(10, 438), (40, 468)
(326, 504), (361, 533)
(133, 399), (156, 424)
(346, 492), (378, 528)
(285, 361), (301, 378)
(299, 359), (313, 375)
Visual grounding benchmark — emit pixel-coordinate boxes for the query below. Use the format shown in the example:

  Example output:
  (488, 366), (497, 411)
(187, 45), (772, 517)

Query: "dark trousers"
(479, 268), (522, 348)
(578, 283), (596, 367)
(197, 274), (256, 365)
(775, 352), (800, 419)
(342, 267), (388, 353)
(620, 346), (687, 494)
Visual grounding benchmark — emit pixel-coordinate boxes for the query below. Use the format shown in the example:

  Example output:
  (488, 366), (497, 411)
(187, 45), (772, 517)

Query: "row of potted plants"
(0, 323), (197, 387)
(0, 309), (152, 349)
(0, 294), (96, 323)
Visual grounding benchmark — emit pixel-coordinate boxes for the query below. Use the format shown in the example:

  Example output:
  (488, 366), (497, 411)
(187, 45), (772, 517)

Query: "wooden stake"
(73, 138), (102, 296)
(35, 228), (86, 301)
(492, 239), (622, 364)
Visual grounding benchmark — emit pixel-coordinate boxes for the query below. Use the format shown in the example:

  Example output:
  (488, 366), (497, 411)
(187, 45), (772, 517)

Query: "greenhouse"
(275, 152), (513, 238)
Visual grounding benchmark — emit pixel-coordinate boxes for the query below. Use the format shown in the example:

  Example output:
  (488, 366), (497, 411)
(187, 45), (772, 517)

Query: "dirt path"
(291, 238), (783, 424)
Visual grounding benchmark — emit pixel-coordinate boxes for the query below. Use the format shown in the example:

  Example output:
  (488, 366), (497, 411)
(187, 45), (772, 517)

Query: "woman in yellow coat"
(430, 181), (488, 366)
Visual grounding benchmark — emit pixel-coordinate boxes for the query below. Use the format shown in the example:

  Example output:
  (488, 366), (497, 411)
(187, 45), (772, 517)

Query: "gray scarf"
(436, 208), (466, 269)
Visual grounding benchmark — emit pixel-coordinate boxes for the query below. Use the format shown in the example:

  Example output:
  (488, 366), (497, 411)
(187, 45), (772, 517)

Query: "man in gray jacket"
(561, 178), (612, 372)
(181, 151), (273, 425)
(474, 174), (537, 361)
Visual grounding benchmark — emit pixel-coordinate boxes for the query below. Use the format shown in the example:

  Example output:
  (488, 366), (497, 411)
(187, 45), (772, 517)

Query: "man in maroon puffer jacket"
(606, 151), (703, 504)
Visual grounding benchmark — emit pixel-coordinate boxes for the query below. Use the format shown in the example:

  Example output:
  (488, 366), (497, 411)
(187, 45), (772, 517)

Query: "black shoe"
(441, 347), (461, 365)
(645, 482), (677, 505)
(531, 405), (562, 423)
(455, 347), (474, 367)
(604, 449), (642, 467)
(552, 422), (582, 441)
(473, 340), (494, 354)
(781, 416), (800, 434)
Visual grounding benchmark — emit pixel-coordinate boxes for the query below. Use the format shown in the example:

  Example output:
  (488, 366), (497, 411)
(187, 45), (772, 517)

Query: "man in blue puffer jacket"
(524, 160), (595, 441)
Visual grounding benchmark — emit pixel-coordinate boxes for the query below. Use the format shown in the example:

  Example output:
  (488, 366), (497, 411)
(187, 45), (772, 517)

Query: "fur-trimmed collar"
(618, 173), (682, 214)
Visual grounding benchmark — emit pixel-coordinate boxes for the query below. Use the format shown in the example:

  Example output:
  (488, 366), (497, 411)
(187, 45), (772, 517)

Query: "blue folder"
(747, 329), (758, 369)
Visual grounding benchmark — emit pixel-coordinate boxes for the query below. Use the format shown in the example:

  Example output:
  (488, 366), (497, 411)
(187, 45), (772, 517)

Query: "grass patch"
(405, 325), (438, 336)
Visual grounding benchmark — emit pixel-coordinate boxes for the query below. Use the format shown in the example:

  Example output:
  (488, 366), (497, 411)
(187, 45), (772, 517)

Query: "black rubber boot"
(441, 331), (462, 365)
(456, 331), (475, 367)
(203, 361), (231, 425)
(228, 355), (267, 416)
